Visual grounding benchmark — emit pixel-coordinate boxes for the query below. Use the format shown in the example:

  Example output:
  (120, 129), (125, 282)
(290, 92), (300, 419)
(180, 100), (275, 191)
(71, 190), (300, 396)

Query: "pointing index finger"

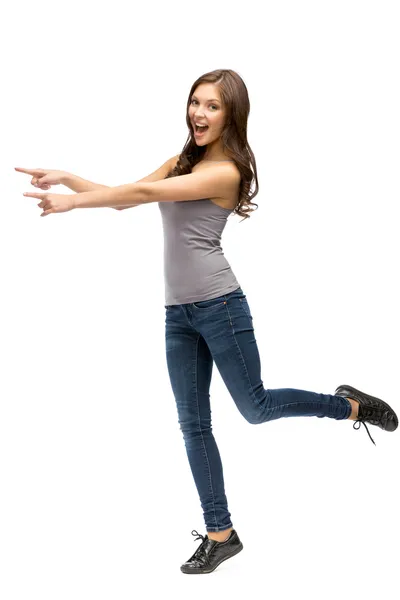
(23, 192), (45, 198)
(15, 167), (36, 175)
(15, 167), (46, 176)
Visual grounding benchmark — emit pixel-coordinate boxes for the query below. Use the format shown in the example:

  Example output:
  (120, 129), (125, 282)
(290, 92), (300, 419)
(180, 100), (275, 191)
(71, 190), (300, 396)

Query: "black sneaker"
(180, 529), (243, 574)
(335, 384), (398, 445)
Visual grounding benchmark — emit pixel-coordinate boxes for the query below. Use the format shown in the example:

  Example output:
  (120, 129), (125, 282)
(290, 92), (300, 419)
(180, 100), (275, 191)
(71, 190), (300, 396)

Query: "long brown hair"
(165, 69), (259, 221)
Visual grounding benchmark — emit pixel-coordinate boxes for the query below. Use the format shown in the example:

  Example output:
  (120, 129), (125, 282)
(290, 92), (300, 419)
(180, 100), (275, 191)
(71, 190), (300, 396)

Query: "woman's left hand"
(23, 191), (76, 217)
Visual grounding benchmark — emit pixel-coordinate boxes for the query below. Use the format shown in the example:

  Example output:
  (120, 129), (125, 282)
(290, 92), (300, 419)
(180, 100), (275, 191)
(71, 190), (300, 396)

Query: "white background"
(1, 0), (399, 598)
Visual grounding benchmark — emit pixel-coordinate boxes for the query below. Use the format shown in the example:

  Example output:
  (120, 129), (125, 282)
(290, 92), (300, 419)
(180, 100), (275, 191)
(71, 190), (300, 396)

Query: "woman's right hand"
(14, 167), (69, 190)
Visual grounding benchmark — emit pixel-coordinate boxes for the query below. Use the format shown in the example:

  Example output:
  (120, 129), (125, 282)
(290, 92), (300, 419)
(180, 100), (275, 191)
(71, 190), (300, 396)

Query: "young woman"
(17, 68), (398, 575)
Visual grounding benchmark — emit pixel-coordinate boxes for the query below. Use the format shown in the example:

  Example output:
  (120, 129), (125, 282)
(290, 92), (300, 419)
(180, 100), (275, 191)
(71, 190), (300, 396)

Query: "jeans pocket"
(192, 295), (227, 310)
(239, 297), (253, 320)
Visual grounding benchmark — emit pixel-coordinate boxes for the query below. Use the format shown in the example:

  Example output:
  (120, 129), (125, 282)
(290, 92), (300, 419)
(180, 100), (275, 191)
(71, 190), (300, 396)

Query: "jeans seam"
(259, 400), (350, 422)
(223, 301), (264, 416)
(194, 333), (218, 530)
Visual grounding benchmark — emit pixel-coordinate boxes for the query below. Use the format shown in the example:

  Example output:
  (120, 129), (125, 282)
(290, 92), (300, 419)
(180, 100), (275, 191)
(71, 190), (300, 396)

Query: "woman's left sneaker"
(180, 529), (243, 574)
(335, 384), (398, 445)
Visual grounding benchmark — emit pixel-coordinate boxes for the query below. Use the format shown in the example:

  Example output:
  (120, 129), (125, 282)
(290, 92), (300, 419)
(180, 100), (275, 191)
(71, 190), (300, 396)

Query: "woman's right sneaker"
(335, 384), (398, 445)
(180, 529), (243, 574)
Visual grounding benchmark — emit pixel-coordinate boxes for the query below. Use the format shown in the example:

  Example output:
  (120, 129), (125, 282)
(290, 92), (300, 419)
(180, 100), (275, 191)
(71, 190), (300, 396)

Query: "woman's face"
(188, 83), (226, 146)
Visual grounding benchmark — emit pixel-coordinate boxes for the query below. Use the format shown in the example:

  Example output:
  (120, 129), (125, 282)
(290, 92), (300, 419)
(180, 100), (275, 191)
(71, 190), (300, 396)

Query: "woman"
(16, 68), (398, 575)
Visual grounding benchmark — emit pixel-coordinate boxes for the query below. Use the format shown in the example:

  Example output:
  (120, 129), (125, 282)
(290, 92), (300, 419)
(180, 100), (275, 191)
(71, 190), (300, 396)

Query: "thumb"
(37, 174), (50, 185)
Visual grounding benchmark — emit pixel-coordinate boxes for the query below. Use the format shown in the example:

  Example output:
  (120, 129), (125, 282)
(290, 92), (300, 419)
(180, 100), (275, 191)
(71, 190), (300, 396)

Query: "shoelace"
(353, 418), (376, 445)
(191, 529), (207, 544)
(190, 530), (210, 565)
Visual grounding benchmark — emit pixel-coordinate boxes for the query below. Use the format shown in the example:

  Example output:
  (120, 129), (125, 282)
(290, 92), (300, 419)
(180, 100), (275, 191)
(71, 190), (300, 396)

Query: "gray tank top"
(158, 197), (241, 305)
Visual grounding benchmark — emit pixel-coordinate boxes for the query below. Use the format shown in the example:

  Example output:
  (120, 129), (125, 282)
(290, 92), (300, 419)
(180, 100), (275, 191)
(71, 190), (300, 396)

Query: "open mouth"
(194, 124), (209, 135)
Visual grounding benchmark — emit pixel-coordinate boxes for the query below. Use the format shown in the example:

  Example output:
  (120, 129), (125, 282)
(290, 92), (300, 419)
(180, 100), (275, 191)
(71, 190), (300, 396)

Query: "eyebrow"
(192, 95), (220, 103)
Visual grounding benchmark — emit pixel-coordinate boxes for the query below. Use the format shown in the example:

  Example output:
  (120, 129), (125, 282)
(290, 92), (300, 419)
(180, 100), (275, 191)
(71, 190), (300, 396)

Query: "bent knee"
(244, 411), (263, 425)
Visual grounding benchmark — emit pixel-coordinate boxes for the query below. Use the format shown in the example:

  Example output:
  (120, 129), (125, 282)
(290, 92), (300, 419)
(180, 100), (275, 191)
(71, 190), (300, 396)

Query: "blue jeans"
(164, 286), (352, 532)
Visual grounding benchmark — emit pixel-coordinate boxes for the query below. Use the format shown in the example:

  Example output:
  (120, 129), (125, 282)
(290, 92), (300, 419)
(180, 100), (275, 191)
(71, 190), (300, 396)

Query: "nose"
(193, 108), (205, 119)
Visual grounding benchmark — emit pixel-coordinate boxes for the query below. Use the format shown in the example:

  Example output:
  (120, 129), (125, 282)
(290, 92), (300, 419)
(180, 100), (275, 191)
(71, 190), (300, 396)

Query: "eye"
(191, 99), (219, 110)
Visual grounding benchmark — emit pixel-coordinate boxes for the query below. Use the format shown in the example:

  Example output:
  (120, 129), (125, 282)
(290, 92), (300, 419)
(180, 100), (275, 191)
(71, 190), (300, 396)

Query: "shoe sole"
(180, 542), (244, 574)
(335, 384), (398, 431)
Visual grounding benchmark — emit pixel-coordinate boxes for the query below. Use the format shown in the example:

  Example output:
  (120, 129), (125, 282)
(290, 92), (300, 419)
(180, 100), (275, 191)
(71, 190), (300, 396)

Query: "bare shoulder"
(192, 160), (241, 210)
(221, 160), (241, 182)
(193, 159), (240, 178)
(214, 163), (241, 209)
(170, 155), (239, 181)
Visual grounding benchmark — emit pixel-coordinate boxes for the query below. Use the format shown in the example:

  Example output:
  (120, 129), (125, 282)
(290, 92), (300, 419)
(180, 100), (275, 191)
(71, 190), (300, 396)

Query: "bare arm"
(73, 162), (240, 209)
(62, 174), (109, 193)
(62, 174), (139, 210)
(110, 154), (179, 210)
(64, 154), (179, 211)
